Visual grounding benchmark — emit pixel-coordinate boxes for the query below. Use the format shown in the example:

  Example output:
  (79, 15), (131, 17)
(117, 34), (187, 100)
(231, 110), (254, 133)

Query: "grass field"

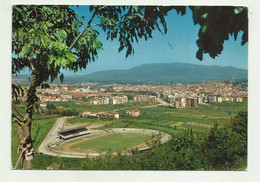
(71, 133), (152, 152)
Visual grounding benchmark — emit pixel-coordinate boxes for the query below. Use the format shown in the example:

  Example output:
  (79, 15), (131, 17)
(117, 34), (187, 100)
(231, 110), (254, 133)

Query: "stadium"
(40, 123), (172, 158)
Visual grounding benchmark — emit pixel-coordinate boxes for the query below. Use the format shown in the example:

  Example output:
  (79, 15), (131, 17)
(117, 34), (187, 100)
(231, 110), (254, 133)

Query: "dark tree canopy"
(190, 6), (248, 60)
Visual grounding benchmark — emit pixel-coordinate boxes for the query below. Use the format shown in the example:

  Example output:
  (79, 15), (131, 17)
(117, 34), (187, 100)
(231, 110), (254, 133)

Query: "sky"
(19, 5), (248, 75)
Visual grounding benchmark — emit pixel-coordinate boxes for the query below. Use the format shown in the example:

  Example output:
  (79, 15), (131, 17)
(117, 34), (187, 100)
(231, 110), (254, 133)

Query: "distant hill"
(66, 63), (248, 84)
(12, 63), (248, 85)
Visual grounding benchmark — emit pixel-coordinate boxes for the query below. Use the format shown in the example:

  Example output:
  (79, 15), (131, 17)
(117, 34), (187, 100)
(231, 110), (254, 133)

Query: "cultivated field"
(65, 100), (247, 135)
(11, 100), (247, 169)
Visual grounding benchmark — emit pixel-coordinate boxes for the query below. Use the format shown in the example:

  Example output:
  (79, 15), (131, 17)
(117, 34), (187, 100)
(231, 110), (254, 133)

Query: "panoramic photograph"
(11, 5), (248, 170)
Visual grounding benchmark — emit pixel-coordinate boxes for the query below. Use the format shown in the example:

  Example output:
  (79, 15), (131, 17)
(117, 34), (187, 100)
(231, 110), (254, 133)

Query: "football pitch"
(71, 133), (152, 152)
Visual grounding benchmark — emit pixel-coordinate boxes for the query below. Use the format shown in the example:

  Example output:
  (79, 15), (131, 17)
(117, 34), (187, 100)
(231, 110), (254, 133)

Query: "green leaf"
(201, 13), (208, 19)
(59, 30), (68, 40)
(54, 59), (60, 68)
(33, 37), (40, 46)
(19, 45), (29, 57)
(201, 25), (207, 33)
(234, 7), (243, 14)
(67, 53), (77, 63)
(61, 58), (67, 67)
(18, 28), (25, 42)
(46, 21), (54, 27)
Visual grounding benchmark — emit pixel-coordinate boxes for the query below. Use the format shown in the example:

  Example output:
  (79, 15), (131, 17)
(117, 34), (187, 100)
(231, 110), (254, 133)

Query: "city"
(17, 80), (247, 112)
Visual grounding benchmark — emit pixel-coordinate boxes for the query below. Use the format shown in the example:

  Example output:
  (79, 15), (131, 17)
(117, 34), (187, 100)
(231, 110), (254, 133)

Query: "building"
(134, 95), (149, 102)
(208, 96), (217, 103)
(217, 96), (223, 103)
(147, 96), (156, 104)
(82, 110), (91, 117)
(235, 97), (243, 102)
(174, 101), (180, 108)
(57, 126), (89, 140)
(186, 98), (192, 106)
(191, 98), (198, 107)
(83, 110), (119, 119)
(167, 95), (175, 103)
(197, 96), (203, 104)
(90, 98), (100, 105)
(186, 98), (197, 107)
(100, 97), (110, 105)
(109, 96), (128, 105)
(109, 112), (120, 119)
(126, 109), (140, 117)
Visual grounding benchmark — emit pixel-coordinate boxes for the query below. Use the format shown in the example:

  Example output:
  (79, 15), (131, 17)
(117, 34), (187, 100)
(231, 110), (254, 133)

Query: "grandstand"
(58, 126), (90, 140)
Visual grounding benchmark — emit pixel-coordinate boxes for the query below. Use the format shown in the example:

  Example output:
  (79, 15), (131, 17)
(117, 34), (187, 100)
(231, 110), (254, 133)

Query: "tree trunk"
(17, 113), (34, 169)
(13, 72), (40, 169)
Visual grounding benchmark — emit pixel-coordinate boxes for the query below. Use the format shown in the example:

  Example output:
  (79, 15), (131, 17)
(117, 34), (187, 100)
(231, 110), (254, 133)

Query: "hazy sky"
(20, 6), (249, 75)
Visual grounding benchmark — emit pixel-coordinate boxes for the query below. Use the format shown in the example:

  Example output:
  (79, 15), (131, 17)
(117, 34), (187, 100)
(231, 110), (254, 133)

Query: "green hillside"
(12, 63), (248, 84)
(67, 63), (248, 83)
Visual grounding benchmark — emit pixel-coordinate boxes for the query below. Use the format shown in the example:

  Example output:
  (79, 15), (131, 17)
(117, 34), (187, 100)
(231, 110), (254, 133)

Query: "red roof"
(129, 109), (140, 112)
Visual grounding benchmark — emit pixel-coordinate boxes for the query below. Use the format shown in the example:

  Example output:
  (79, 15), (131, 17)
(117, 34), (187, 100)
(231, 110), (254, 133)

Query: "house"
(109, 112), (120, 119)
(82, 110), (98, 117)
(126, 109), (140, 117)
(90, 98), (100, 105)
(147, 96), (156, 104)
(40, 103), (47, 108)
(174, 101), (180, 108)
(89, 112), (98, 117)
(191, 98), (198, 107)
(235, 97), (243, 102)
(217, 96), (223, 103)
(186, 98), (197, 107)
(82, 110), (91, 117)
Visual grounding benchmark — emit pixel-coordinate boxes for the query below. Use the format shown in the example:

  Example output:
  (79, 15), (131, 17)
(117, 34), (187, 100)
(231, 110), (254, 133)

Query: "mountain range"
(64, 62), (248, 84)
(13, 63), (248, 85)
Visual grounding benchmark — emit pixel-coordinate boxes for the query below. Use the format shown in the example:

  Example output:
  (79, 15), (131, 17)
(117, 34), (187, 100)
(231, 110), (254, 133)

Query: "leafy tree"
(46, 102), (57, 112)
(12, 5), (102, 169)
(61, 109), (78, 116)
(202, 112), (248, 169)
(12, 5), (248, 169)
(231, 111), (247, 139)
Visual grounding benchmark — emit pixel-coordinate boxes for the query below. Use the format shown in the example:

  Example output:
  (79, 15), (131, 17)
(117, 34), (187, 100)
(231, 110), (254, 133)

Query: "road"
(156, 98), (174, 107)
(38, 117), (67, 155)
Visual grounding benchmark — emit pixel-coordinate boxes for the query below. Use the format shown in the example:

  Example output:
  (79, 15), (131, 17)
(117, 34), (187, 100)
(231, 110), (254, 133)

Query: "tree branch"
(12, 113), (24, 126)
(12, 103), (24, 119)
(69, 9), (98, 51)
